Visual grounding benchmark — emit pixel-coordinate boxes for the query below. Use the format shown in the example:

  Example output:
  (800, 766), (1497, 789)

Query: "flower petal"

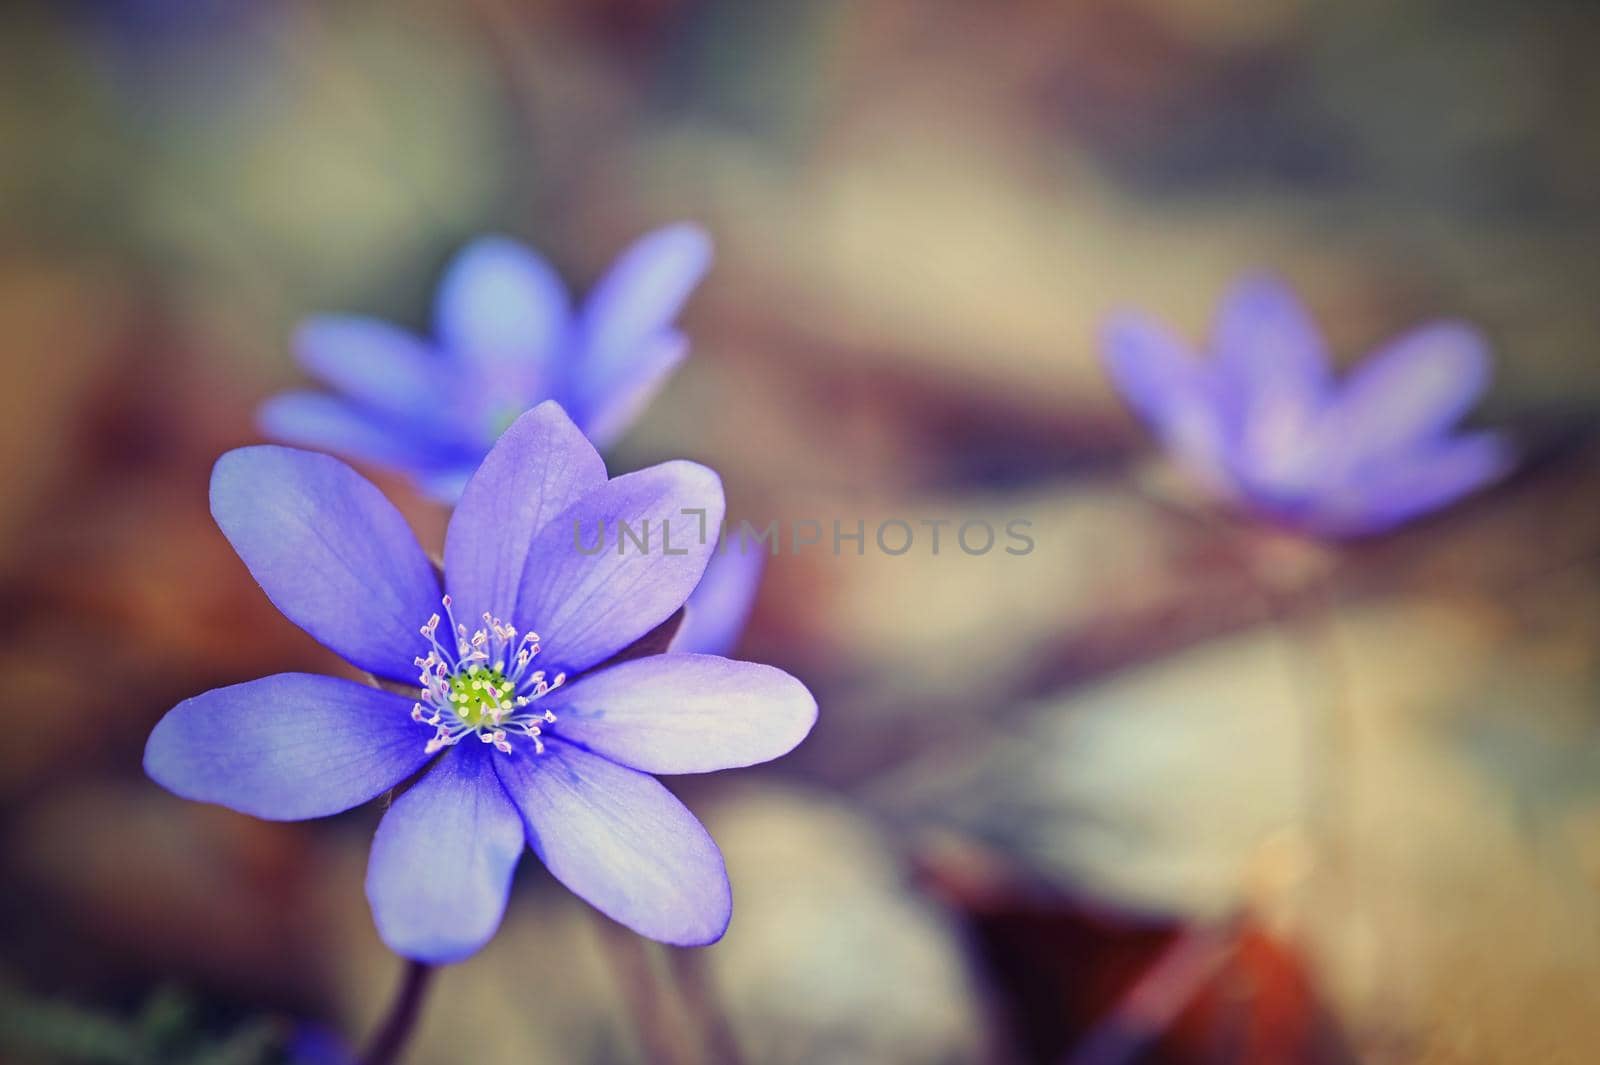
(669, 543), (765, 658)
(572, 329), (688, 450)
(1318, 321), (1491, 469)
(366, 745), (526, 963)
(1308, 431), (1511, 537)
(1212, 274), (1330, 400)
(292, 316), (446, 418)
(210, 446), (439, 682)
(435, 236), (571, 377)
(1211, 274), (1331, 470)
(545, 653), (815, 774)
(258, 392), (477, 490)
(494, 739), (731, 945)
(443, 402), (608, 626)
(516, 460), (724, 674)
(144, 673), (431, 821)
(1099, 313), (1232, 488)
(576, 224), (710, 401)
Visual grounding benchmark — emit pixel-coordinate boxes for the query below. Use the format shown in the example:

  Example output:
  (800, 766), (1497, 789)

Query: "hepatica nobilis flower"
(670, 541), (764, 659)
(1101, 274), (1512, 538)
(145, 402), (815, 962)
(261, 224), (711, 501)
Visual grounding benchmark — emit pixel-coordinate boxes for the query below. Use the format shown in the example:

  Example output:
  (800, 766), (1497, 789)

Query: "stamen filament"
(412, 597), (564, 756)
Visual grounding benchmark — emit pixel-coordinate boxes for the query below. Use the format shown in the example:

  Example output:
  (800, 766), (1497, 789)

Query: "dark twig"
(1063, 923), (1236, 1065)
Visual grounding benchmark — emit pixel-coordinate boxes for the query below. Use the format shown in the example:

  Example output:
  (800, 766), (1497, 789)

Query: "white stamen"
(412, 596), (564, 757)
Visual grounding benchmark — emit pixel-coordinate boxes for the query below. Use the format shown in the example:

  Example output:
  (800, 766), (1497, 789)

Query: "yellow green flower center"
(414, 596), (565, 755)
(449, 666), (513, 728)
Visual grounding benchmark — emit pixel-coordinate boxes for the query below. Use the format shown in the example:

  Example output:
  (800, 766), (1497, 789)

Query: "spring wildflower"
(146, 402), (815, 962)
(261, 225), (711, 500)
(1101, 273), (1510, 537)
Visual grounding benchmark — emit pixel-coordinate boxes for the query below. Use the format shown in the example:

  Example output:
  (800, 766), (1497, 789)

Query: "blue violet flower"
(261, 225), (711, 501)
(1101, 273), (1511, 538)
(145, 402), (816, 962)
(670, 541), (764, 659)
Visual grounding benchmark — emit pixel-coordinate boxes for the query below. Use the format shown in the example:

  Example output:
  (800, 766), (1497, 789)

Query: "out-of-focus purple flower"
(286, 1024), (351, 1065)
(145, 403), (815, 963)
(71, 0), (251, 43)
(261, 225), (712, 501)
(671, 542), (765, 658)
(69, 0), (279, 115)
(1100, 273), (1511, 538)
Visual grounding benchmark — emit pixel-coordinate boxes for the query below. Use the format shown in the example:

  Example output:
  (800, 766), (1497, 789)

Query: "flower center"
(411, 594), (565, 756)
(447, 667), (513, 728)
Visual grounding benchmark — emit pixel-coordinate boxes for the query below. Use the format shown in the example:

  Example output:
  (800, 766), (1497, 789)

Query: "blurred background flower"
(671, 543), (765, 658)
(1100, 272), (1510, 537)
(261, 225), (711, 500)
(3, 1), (1598, 1063)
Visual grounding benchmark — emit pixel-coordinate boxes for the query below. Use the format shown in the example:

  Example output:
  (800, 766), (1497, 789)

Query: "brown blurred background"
(2, 1), (1599, 1063)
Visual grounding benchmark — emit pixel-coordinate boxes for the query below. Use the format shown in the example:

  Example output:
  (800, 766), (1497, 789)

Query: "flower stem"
(669, 947), (745, 1065)
(594, 917), (686, 1065)
(1278, 570), (1350, 890)
(358, 960), (434, 1065)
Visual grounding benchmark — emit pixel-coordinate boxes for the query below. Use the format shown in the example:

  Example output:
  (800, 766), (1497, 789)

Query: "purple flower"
(261, 225), (712, 501)
(1100, 273), (1512, 538)
(286, 1025), (352, 1065)
(670, 542), (765, 658)
(145, 402), (815, 962)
